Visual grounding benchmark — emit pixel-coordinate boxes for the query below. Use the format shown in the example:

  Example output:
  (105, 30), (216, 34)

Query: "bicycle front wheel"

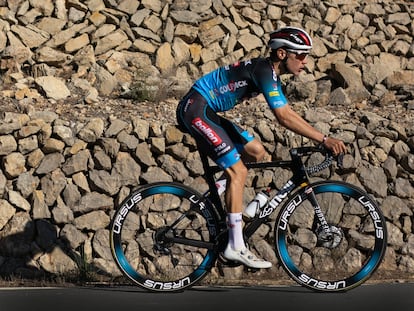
(110, 182), (220, 292)
(275, 180), (387, 292)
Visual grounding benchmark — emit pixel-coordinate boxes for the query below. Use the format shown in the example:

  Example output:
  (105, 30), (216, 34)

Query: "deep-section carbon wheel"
(275, 181), (387, 292)
(110, 182), (219, 292)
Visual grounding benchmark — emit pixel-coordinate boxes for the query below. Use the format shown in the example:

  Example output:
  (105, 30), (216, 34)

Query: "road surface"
(1, 282), (412, 311)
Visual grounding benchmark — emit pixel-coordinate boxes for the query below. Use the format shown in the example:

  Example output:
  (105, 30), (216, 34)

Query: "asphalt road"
(1, 282), (413, 311)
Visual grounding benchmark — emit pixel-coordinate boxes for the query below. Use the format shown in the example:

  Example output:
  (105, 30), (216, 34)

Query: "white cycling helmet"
(268, 27), (312, 53)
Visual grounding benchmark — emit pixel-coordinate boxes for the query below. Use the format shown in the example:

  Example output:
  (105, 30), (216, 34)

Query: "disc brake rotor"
(316, 225), (344, 249)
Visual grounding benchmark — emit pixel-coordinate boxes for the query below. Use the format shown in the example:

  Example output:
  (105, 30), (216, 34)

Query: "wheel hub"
(316, 225), (343, 249)
(154, 227), (174, 255)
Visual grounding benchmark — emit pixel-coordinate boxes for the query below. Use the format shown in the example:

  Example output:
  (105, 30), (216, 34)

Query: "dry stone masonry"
(0, 0), (413, 282)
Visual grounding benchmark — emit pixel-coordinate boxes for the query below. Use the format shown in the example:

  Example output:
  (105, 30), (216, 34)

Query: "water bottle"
(244, 189), (270, 218)
(215, 179), (227, 195)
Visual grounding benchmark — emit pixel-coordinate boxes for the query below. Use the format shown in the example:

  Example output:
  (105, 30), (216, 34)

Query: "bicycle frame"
(198, 146), (333, 241)
(110, 143), (386, 292)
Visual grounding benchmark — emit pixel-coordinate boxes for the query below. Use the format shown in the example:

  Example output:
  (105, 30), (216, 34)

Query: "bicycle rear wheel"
(110, 182), (220, 292)
(275, 180), (387, 292)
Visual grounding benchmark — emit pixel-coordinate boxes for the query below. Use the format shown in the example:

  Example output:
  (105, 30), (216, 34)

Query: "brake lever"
(336, 153), (344, 169)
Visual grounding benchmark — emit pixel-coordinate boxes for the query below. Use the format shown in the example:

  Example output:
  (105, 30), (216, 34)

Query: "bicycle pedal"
(245, 267), (260, 273)
(218, 253), (242, 267)
(242, 214), (254, 222)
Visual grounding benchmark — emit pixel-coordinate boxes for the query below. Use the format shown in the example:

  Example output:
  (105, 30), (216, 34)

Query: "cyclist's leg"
(177, 91), (271, 268)
(241, 139), (267, 162)
(178, 91), (252, 215)
(207, 122), (271, 268)
(217, 118), (267, 162)
(222, 159), (271, 268)
(223, 160), (247, 249)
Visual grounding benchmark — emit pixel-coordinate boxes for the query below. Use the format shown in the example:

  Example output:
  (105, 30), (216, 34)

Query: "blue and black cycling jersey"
(193, 57), (288, 112)
(176, 57), (289, 169)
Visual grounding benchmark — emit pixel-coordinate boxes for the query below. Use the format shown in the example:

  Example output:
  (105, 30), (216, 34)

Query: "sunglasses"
(286, 49), (309, 60)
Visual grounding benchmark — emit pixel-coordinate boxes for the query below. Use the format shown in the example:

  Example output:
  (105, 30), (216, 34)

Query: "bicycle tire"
(274, 180), (387, 292)
(110, 182), (220, 292)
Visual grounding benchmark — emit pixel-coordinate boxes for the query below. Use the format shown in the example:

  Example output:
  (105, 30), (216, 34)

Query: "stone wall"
(1, 0), (414, 104)
(0, 0), (413, 282)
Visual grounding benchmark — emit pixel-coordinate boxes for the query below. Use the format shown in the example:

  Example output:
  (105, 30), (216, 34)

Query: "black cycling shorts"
(176, 89), (254, 169)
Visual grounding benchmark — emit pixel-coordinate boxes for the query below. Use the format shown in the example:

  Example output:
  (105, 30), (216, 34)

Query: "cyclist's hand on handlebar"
(323, 137), (347, 155)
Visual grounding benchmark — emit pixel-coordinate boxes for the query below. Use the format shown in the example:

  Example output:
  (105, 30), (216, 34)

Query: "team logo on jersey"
(272, 100), (286, 108)
(192, 118), (222, 146)
(269, 91), (280, 97)
(219, 80), (247, 94)
(234, 152), (241, 161)
(183, 98), (194, 112)
(226, 61), (245, 69)
(273, 72), (278, 82)
(209, 90), (216, 100)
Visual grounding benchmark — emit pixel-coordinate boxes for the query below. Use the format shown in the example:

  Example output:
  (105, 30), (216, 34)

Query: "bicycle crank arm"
(167, 236), (216, 250)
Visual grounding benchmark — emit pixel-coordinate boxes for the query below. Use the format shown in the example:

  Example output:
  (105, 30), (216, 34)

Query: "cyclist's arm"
(273, 105), (347, 154)
(251, 60), (346, 154)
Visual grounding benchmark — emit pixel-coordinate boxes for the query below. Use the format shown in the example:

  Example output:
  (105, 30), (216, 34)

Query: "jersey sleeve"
(253, 61), (288, 110)
(262, 77), (288, 109)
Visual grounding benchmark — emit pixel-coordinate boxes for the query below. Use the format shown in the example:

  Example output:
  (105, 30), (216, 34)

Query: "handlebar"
(289, 145), (344, 175)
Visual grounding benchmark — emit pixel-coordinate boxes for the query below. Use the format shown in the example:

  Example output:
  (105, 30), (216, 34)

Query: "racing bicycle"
(109, 144), (387, 292)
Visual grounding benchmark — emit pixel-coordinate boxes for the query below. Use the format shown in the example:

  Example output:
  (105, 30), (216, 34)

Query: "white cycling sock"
(227, 213), (245, 251)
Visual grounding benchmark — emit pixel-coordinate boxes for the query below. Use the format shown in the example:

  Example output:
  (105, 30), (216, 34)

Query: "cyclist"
(176, 27), (347, 269)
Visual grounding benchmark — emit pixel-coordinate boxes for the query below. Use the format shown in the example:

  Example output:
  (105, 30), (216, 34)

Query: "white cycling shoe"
(222, 244), (272, 269)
